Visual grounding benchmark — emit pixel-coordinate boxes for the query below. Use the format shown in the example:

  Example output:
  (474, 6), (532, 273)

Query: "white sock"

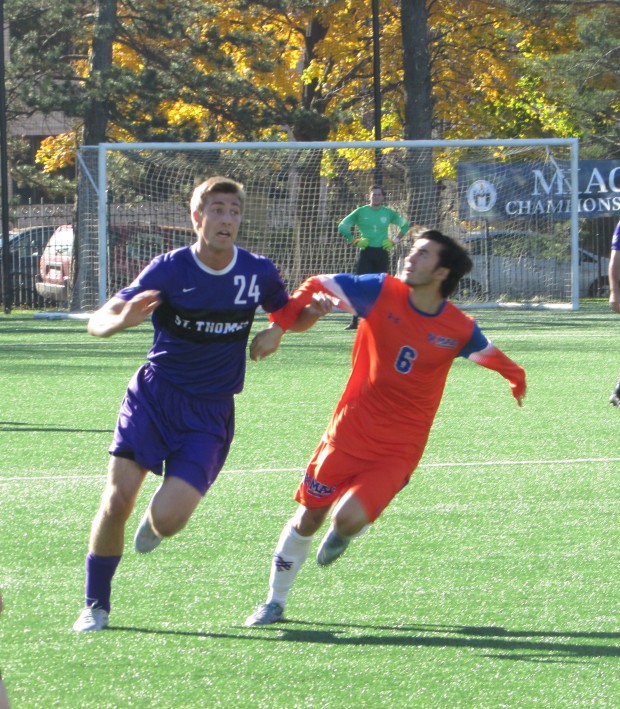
(266, 521), (313, 607)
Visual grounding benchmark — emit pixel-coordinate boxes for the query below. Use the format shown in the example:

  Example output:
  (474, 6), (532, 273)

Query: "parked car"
(107, 224), (194, 294)
(35, 225), (75, 303)
(454, 230), (610, 301)
(0, 225), (56, 306)
(35, 223), (194, 303)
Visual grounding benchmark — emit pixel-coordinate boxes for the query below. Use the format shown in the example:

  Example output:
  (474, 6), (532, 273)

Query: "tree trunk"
(289, 16), (331, 285)
(73, 0), (117, 310)
(83, 0), (117, 146)
(400, 0), (437, 226)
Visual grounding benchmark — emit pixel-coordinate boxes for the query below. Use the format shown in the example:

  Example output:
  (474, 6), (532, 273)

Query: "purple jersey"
(611, 220), (620, 250)
(116, 245), (288, 395)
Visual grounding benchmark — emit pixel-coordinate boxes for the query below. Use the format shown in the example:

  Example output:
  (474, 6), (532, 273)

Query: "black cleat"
(610, 379), (620, 406)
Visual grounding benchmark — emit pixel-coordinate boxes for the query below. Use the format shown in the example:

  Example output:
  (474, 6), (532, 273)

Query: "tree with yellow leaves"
(5, 0), (618, 201)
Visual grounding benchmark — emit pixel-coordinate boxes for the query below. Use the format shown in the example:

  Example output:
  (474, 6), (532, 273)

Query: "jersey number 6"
(395, 346), (417, 374)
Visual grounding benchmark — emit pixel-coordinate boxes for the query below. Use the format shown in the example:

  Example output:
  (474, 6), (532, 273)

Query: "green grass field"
(1, 305), (620, 708)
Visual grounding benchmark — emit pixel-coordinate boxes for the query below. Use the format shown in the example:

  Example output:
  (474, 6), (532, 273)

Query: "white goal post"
(72, 138), (580, 312)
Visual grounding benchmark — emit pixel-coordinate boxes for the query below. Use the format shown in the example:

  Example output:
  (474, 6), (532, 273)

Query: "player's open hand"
(122, 290), (162, 328)
(88, 290), (162, 337)
(250, 324), (284, 361)
(307, 292), (336, 317)
(512, 382), (526, 407)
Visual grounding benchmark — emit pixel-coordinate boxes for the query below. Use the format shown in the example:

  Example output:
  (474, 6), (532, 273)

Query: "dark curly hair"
(418, 230), (473, 298)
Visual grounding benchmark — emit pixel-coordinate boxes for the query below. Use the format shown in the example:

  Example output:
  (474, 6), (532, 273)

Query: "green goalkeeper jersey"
(338, 205), (410, 247)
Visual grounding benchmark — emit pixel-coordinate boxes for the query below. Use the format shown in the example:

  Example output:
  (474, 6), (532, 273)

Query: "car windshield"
(0, 232), (20, 248)
(0, 231), (45, 249)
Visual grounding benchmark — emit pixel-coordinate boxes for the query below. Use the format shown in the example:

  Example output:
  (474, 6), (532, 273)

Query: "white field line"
(1, 456), (619, 483)
(1, 331), (614, 349)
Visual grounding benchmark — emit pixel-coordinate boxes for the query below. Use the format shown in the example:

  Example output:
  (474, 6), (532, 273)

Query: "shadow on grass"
(108, 621), (620, 662)
(0, 420), (112, 433)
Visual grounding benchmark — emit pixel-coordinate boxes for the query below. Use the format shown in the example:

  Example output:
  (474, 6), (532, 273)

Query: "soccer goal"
(72, 138), (580, 312)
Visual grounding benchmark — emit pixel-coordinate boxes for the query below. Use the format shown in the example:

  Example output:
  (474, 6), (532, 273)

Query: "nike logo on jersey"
(182, 287), (196, 293)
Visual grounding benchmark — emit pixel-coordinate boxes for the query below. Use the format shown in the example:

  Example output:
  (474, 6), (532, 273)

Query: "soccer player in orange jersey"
(245, 229), (526, 626)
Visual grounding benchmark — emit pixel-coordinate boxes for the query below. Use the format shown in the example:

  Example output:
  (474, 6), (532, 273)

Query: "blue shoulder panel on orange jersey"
(317, 272), (385, 318)
(457, 322), (489, 358)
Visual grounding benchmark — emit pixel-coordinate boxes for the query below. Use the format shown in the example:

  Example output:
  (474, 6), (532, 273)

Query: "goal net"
(71, 138), (580, 312)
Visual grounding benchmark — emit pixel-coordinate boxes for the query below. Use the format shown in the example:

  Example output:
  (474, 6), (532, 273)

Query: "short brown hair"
(191, 176), (246, 220)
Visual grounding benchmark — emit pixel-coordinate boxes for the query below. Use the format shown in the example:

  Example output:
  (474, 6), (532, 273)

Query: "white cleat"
(244, 602), (285, 627)
(72, 606), (109, 632)
(316, 529), (350, 566)
(134, 509), (163, 553)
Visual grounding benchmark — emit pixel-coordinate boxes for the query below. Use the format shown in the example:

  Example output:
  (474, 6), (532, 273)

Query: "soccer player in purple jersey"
(72, 176), (307, 632)
(608, 220), (620, 405)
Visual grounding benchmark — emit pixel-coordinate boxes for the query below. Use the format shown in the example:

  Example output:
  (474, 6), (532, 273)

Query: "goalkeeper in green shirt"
(338, 184), (410, 329)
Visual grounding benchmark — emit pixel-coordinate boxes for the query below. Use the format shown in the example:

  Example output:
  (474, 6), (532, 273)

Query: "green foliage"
(7, 137), (75, 202)
(531, 6), (620, 158)
(4, 0), (620, 199)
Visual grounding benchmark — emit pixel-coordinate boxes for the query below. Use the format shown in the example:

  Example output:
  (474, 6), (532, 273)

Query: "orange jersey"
(272, 273), (525, 465)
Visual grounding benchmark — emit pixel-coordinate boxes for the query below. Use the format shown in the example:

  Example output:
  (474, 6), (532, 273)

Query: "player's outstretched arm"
(250, 293), (335, 361)
(288, 292), (335, 333)
(88, 290), (162, 338)
(467, 343), (526, 407)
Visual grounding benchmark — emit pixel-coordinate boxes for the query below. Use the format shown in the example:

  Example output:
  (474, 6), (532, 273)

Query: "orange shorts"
(295, 438), (423, 522)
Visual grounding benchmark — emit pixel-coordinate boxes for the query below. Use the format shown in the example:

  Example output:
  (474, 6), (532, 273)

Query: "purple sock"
(84, 553), (121, 613)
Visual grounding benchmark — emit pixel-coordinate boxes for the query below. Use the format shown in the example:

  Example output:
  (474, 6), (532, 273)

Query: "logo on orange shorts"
(304, 472), (336, 499)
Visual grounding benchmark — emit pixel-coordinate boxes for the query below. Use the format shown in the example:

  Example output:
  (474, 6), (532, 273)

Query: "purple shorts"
(109, 364), (235, 496)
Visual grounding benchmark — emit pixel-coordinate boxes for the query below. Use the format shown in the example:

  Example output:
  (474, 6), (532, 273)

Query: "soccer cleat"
(316, 529), (350, 566)
(610, 379), (620, 406)
(134, 509), (163, 553)
(72, 606), (109, 632)
(244, 602), (284, 627)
